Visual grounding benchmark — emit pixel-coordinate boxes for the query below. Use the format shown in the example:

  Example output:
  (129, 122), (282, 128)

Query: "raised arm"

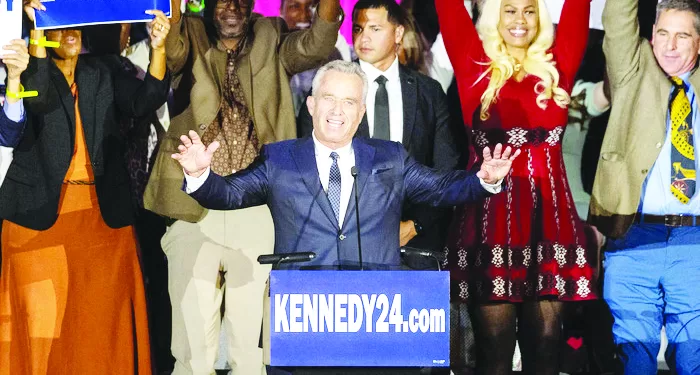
(165, 0), (191, 76)
(0, 39), (30, 147)
(435, 0), (484, 84)
(176, 131), (269, 210)
(113, 11), (170, 118)
(278, 0), (342, 76)
(22, 0), (57, 115)
(404, 143), (519, 206)
(601, 0), (642, 87)
(552, 0), (591, 87)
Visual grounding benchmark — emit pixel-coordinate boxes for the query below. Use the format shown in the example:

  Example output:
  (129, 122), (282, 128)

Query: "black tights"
(470, 301), (564, 375)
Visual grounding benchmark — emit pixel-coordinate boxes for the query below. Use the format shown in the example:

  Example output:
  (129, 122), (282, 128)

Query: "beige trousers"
(163, 206), (274, 375)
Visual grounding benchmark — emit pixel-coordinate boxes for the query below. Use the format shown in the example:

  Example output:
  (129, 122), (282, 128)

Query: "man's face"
(214, 0), (253, 40)
(353, 8), (404, 71)
(281, 0), (315, 30)
(498, 0), (539, 51)
(307, 70), (366, 150)
(652, 9), (700, 77)
(46, 29), (82, 59)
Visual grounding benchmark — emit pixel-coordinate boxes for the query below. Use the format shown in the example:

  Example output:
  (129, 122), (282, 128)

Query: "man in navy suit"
(1, 39), (30, 147)
(174, 60), (519, 271)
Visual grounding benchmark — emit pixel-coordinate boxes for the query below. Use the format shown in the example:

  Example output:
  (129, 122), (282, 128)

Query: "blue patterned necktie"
(328, 152), (341, 223)
(669, 77), (696, 203)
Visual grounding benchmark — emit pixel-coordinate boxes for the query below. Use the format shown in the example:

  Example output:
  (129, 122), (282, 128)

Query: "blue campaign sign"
(35, 0), (171, 30)
(270, 270), (450, 367)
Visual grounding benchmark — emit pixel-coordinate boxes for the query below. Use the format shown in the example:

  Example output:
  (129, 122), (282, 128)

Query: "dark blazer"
(0, 56), (169, 230)
(189, 136), (488, 270)
(0, 102), (26, 147)
(297, 64), (463, 257)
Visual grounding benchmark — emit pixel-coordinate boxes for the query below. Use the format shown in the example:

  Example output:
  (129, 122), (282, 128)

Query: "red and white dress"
(436, 0), (598, 303)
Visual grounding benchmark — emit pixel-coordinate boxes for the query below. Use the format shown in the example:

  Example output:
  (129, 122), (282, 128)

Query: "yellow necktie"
(669, 77), (696, 204)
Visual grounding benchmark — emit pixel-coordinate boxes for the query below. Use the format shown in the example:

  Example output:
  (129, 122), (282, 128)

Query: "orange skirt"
(0, 183), (152, 375)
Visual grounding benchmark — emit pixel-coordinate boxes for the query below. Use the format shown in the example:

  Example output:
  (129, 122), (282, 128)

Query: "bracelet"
(6, 84), (39, 99)
(29, 36), (60, 48)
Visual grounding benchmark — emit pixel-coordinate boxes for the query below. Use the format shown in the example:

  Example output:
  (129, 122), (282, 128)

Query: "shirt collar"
(311, 131), (354, 160)
(359, 57), (400, 85)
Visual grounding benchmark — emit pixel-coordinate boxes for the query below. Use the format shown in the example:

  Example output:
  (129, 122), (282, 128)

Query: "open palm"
(477, 143), (521, 184)
(171, 130), (220, 178)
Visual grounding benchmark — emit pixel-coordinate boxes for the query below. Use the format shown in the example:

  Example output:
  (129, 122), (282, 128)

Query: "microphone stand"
(351, 166), (363, 270)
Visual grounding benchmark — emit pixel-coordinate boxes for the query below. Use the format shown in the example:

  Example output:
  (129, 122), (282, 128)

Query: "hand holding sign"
(1, 39), (29, 80)
(23, 0), (45, 23)
(146, 9), (170, 51)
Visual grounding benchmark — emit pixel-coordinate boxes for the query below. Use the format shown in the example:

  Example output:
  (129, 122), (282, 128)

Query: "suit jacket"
(144, 13), (342, 223)
(0, 102), (25, 147)
(189, 136), (487, 269)
(0, 56), (169, 230)
(589, 0), (698, 238)
(297, 64), (463, 254)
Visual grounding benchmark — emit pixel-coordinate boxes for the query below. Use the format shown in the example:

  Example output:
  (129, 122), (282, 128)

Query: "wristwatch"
(413, 220), (424, 236)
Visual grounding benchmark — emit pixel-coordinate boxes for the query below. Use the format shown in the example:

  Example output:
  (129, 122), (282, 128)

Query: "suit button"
(642, 169), (649, 174)
(339, 234), (346, 241)
(656, 142), (662, 148)
(199, 124), (206, 130)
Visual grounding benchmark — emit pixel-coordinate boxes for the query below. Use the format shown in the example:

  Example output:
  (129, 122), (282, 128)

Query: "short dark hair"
(657, 0), (700, 35)
(353, 0), (407, 26)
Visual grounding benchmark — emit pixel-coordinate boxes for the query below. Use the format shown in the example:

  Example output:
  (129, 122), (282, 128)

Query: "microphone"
(257, 252), (316, 270)
(400, 246), (445, 271)
(351, 166), (363, 270)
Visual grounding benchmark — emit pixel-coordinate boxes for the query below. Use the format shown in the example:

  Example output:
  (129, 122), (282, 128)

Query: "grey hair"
(657, 0), (700, 35)
(311, 60), (369, 103)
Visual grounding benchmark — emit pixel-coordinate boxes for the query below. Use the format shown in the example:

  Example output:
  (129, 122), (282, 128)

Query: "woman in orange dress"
(0, 3), (171, 374)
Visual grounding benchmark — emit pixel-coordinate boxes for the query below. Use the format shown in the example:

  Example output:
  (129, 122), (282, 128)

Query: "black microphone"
(400, 246), (445, 271)
(257, 252), (316, 268)
(351, 166), (363, 270)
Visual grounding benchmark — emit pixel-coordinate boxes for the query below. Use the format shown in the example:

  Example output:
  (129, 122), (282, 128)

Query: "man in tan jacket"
(144, 1), (342, 373)
(593, 0), (700, 373)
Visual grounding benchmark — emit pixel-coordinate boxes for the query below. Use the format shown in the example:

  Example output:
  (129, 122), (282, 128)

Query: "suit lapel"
(399, 66), (417, 149)
(292, 137), (339, 228)
(341, 137), (375, 229)
(50, 62), (76, 145)
(75, 59), (99, 160)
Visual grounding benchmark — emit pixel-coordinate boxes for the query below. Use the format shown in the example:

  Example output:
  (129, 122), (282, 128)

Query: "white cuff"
(184, 167), (211, 193)
(3, 99), (25, 123)
(479, 177), (503, 194)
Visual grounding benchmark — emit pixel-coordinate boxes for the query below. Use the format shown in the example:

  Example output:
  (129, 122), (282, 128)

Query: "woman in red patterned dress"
(436, 0), (600, 373)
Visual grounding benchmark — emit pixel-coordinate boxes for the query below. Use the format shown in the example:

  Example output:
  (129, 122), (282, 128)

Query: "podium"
(266, 270), (450, 368)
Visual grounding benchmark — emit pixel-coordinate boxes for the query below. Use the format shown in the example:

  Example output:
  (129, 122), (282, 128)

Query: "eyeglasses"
(215, 0), (252, 10)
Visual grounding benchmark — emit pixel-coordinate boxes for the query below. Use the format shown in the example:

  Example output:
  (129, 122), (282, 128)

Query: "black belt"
(635, 214), (700, 227)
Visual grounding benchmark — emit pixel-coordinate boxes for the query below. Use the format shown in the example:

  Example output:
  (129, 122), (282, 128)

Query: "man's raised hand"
(171, 130), (220, 178)
(477, 143), (521, 185)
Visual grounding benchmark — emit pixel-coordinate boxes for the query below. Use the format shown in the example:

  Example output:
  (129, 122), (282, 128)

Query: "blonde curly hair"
(475, 0), (570, 120)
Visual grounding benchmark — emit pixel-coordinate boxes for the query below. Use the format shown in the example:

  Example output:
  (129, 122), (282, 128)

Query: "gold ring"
(158, 24), (165, 31)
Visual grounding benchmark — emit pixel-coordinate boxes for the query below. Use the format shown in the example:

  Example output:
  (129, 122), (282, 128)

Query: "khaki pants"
(163, 206), (273, 375)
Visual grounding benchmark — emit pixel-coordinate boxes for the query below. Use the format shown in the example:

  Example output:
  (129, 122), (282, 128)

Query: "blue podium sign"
(35, 0), (171, 30)
(270, 270), (450, 367)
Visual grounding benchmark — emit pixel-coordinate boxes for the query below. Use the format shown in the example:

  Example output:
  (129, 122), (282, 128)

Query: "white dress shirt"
(360, 57), (404, 143)
(312, 132), (356, 227)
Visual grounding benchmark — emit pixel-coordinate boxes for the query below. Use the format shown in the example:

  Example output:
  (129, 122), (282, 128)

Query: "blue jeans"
(604, 223), (700, 374)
